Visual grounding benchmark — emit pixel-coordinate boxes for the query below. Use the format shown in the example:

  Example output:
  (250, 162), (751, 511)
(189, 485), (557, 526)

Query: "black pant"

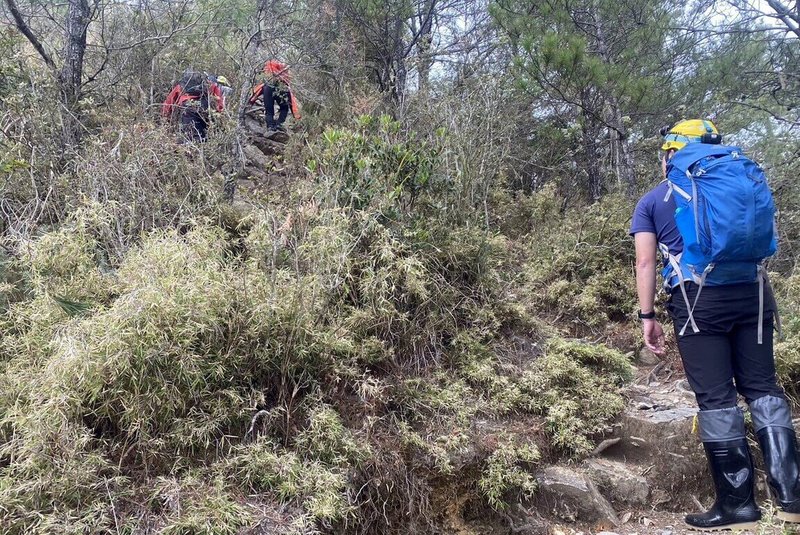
(180, 106), (208, 142)
(263, 83), (289, 129)
(667, 281), (783, 410)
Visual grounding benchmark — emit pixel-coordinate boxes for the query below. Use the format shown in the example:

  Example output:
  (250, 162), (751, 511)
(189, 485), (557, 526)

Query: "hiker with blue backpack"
(631, 119), (800, 531)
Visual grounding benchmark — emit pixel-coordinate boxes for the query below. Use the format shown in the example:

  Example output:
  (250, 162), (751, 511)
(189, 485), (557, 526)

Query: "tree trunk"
(590, 0), (635, 196)
(606, 98), (635, 196)
(59, 0), (91, 146)
(416, 0), (435, 97)
(579, 95), (603, 202)
(390, 14), (407, 103)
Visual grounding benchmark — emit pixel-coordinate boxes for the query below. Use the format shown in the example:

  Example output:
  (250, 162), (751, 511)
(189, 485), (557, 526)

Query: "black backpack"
(179, 71), (207, 98)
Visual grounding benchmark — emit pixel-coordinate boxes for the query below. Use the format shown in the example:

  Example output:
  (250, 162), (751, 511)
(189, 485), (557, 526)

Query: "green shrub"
(523, 192), (637, 330)
(519, 338), (632, 456)
(311, 115), (442, 217)
(478, 437), (540, 510)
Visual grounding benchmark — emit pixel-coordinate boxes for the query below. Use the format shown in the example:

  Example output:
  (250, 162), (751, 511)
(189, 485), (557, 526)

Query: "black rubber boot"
(757, 426), (800, 522)
(685, 439), (761, 531)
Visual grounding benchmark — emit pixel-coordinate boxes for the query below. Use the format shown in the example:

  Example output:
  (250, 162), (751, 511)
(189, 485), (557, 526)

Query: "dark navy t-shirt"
(629, 181), (683, 265)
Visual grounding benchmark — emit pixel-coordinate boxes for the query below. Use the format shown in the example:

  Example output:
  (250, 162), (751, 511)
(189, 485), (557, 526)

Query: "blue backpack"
(663, 142), (777, 342)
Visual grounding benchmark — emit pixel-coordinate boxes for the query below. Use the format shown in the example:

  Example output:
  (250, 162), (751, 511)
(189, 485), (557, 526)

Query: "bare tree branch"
(765, 0), (800, 38)
(4, 0), (56, 69)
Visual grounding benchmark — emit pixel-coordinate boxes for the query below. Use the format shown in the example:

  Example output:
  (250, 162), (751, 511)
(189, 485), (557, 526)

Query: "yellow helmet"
(216, 75), (230, 87)
(660, 119), (719, 151)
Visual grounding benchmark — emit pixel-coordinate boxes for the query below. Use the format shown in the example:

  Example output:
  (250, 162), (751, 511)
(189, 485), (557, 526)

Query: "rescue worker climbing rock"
(631, 119), (800, 531)
(161, 71), (225, 142)
(248, 60), (301, 134)
(214, 75), (232, 109)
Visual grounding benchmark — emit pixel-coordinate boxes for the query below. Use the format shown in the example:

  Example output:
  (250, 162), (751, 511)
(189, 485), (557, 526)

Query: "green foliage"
(312, 114), (441, 217)
(520, 338), (632, 456)
(771, 273), (800, 399)
(523, 192), (637, 329)
(478, 437), (540, 510)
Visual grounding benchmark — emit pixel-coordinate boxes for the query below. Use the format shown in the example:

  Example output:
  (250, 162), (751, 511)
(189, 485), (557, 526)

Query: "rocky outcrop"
(227, 105), (294, 199)
(583, 458), (649, 506)
(535, 466), (620, 528)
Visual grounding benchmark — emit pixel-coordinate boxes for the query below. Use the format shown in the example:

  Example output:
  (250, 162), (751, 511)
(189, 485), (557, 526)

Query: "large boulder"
(244, 115), (268, 138)
(242, 144), (272, 170)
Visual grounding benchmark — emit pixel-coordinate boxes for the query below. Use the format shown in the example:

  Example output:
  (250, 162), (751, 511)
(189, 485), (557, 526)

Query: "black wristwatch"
(638, 310), (656, 320)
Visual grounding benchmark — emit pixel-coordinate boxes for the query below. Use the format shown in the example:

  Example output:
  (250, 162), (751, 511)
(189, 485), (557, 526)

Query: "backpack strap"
(664, 180), (691, 202)
(758, 266), (765, 344)
(678, 263), (714, 336)
(757, 266), (783, 345)
(663, 250), (700, 335)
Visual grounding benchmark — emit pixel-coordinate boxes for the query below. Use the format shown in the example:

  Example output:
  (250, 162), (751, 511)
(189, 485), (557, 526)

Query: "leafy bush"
(478, 437), (540, 510)
(310, 115), (442, 218)
(522, 192), (637, 330)
(519, 338), (633, 456)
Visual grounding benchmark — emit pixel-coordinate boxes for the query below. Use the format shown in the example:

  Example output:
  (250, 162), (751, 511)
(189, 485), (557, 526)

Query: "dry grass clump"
(219, 439), (349, 524)
(478, 436), (540, 510)
(67, 125), (221, 259)
(519, 338), (632, 456)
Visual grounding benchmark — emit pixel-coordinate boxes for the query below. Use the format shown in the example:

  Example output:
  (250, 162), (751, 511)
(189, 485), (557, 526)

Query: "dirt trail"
(555, 359), (800, 535)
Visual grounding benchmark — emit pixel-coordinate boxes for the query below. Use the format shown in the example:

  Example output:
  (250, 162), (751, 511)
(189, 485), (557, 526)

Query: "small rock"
(675, 379), (692, 392)
(636, 401), (654, 410)
(535, 466), (619, 526)
(597, 532), (621, 535)
(638, 347), (661, 365)
(648, 381), (661, 387)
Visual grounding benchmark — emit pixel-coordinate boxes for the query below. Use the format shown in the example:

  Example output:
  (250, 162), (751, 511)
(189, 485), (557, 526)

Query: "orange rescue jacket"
(248, 82), (301, 119)
(161, 82), (224, 118)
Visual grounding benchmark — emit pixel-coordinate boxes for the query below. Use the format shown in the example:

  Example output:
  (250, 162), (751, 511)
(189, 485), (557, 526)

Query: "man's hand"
(643, 319), (665, 355)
